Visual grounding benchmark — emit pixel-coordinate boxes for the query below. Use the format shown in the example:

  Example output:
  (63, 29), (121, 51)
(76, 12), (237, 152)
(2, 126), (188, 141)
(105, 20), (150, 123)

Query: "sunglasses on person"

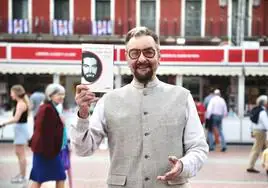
(128, 48), (156, 60)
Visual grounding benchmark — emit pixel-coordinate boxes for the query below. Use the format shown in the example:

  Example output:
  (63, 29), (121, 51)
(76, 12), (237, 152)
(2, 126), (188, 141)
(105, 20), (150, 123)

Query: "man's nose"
(138, 52), (147, 62)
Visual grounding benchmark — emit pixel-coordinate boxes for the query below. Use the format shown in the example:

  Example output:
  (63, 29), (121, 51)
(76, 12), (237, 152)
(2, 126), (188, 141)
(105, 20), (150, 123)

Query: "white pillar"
(238, 74), (245, 142)
(238, 74), (245, 118)
(176, 75), (183, 86)
(53, 74), (60, 84)
(199, 77), (204, 101)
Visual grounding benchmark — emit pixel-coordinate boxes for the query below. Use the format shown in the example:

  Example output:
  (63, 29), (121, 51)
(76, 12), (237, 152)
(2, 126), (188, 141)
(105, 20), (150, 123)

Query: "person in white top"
(206, 89), (228, 152)
(70, 26), (208, 188)
(247, 95), (268, 173)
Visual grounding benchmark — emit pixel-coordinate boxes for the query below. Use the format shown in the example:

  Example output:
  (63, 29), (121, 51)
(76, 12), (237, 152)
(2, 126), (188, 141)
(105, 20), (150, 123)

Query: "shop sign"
(229, 49), (242, 63)
(11, 46), (82, 61)
(245, 50), (259, 63)
(263, 49), (268, 63)
(0, 46), (7, 61)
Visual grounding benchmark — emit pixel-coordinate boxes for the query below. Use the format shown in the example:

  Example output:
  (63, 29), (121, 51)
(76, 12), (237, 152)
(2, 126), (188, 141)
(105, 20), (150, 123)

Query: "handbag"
(60, 145), (70, 170)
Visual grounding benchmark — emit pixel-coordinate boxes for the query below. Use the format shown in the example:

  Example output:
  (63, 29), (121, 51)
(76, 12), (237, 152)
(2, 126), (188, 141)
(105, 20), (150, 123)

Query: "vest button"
(144, 132), (150, 136)
(143, 91), (148, 96)
(144, 112), (148, 115)
(144, 155), (149, 159)
(144, 177), (150, 181)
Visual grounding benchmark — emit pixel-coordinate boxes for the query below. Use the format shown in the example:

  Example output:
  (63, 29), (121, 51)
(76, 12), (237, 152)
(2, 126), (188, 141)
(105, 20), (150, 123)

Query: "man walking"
(206, 89), (228, 152)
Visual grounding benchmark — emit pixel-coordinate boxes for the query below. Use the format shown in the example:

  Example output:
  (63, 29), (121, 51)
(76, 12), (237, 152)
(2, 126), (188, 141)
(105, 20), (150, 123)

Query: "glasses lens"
(129, 49), (141, 59)
(142, 48), (155, 58)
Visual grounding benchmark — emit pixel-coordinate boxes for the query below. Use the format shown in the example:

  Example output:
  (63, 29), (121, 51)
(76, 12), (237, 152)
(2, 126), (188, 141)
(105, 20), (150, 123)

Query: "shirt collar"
(131, 77), (160, 89)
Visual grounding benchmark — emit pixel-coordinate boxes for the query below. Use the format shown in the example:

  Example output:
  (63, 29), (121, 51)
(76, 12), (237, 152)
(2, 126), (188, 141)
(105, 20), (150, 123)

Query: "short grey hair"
(125, 26), (159, 45)
(256, 95), (268, 106)
(45, 83), (65, 101)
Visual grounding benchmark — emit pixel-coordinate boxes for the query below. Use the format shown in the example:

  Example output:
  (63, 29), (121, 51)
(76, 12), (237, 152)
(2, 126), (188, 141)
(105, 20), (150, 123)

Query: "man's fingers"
(76, 84), (89, 94)
(168, 156), (178, 164)
(157, 157), (182, 181)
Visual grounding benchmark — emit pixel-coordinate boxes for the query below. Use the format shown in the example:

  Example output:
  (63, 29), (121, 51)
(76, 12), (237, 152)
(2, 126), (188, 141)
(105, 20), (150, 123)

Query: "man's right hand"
(75, 85), (99, 119)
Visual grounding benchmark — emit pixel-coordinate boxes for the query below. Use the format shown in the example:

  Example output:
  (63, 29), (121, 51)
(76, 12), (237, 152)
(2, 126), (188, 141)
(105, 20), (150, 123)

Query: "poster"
(81, 44), (114, 92)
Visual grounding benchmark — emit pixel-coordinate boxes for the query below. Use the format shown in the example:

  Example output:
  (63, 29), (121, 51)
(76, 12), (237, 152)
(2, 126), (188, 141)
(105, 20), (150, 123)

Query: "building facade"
(0, 0), (268, 143)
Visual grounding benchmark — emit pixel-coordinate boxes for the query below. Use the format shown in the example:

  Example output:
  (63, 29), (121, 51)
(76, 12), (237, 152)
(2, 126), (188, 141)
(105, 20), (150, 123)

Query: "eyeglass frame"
(127, 47), (157, 60)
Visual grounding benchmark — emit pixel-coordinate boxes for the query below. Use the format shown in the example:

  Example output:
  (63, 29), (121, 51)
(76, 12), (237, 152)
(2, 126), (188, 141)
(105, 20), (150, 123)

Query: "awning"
(0, 63), (81, 75)
(0, 63), (243, 76)
(116, 66), (243, 76)
(244, 66), (268, 76)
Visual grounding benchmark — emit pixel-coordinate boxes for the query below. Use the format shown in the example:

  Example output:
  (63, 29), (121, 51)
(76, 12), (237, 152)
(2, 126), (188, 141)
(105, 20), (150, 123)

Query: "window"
(231, 0), (249, 43)
(185, 0), (201, 36)
(10, 0), (28, 34)
(140, 0), (156, 31)
(12, 0), (28, 19)
(54, 0), (69, 20)
(96, 0), (110, 21)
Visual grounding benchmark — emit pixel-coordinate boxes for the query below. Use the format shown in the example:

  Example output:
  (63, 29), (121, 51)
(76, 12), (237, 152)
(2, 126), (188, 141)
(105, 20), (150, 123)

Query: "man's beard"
(133, 65), (154, 84)
(85, 72), (96, 78)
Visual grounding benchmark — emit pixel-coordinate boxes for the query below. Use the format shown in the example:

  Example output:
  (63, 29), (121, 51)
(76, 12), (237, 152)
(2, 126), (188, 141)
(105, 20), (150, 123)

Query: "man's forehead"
(84, 57), (97, 64)
(126, 35), (157, 49)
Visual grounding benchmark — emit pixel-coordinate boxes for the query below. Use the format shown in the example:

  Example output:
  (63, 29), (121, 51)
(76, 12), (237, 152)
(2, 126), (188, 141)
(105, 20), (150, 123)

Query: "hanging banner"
(81, 44), (114, 92)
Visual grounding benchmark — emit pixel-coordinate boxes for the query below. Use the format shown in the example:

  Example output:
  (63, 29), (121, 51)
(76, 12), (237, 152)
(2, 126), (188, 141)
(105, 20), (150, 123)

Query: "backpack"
(250, 106), (264, 124)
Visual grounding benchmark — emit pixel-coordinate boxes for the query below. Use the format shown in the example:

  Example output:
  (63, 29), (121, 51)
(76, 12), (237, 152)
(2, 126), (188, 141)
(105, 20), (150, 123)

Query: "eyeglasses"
(128, 48), (156, 60)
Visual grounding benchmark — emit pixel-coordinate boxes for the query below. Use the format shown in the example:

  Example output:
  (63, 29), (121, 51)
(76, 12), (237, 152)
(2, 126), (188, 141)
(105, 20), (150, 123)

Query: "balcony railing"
(0, 17), (267, 39)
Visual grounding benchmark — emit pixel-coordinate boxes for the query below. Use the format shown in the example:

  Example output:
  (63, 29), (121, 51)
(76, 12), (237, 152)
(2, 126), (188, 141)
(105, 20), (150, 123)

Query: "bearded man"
(70, 26), (208, 188)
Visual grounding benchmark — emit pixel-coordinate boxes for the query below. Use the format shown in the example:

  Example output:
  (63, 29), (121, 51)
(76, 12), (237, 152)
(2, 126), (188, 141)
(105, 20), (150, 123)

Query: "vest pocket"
(107, 174), (127, 186)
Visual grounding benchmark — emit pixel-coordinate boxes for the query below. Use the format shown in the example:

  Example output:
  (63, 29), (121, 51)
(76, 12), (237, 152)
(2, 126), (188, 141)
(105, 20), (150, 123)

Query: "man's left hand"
(157, 156), (183, 181)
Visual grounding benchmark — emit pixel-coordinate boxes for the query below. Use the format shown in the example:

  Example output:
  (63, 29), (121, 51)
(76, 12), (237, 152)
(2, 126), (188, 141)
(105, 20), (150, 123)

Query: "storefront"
(0, 43), (268, 143)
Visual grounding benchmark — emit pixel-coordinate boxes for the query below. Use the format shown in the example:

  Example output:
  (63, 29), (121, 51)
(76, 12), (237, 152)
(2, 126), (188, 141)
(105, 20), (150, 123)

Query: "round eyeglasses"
(128, 48), (156, 60)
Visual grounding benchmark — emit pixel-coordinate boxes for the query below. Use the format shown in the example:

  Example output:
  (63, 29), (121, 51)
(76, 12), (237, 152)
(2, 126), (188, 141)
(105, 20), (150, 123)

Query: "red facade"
(1, 0), (267, 39)
(114, 0), (136, 35)
(0, 0), (8, 33)
(160, 0), (181, 36)
(252, 0), (268, 36)
(205, 0), (228, 37)
(32, 0), (50, 33)
(74, 0), (91, 34)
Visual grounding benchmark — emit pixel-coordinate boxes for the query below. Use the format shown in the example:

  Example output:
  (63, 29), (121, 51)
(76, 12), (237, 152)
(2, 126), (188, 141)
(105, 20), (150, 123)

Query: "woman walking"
(29, 83), (66, 188)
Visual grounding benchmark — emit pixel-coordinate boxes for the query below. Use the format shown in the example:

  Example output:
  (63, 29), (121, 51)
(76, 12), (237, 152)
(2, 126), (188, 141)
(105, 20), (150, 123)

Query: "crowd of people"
(0, 26), (267, 187)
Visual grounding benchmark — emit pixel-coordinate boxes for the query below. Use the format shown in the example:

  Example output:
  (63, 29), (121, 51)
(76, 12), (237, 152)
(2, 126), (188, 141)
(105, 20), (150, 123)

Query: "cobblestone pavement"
(0, 143), (268, 188)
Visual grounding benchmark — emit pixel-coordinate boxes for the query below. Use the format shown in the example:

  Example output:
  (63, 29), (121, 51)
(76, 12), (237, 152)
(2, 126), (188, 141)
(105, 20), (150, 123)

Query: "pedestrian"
(204, 87), (220, 145)
(206, 89), (228, 152)
(29, 83), (66, 188)
(0, 84), (30, 183)
(262, 147), (268, 175)
(70, 26), (208, 187)
(56, 103), (73, 188)
(29, 85), (45, 118)
(247, 95), (268, 173)
(194, 97), (206, 125)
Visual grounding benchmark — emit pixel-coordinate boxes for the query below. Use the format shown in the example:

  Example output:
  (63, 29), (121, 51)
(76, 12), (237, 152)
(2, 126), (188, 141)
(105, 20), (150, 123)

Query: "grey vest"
(104, 80), (190, 188)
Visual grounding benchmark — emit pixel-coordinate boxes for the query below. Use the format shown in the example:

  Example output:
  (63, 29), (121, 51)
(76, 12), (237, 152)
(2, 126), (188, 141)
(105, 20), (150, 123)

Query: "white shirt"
(71, 88), (208, 178)
(250, 107), (268, 132)
(206, 95), (227, 119)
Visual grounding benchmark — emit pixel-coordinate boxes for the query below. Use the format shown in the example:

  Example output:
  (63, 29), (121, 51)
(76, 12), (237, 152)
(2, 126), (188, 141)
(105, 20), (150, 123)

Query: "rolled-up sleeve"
(179, 94), (209, 178)
(70, 97), (107, 156)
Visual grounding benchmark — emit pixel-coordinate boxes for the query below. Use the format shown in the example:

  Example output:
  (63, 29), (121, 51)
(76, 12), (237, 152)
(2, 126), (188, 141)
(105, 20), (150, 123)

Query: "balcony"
(0, 17), (267, 45)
